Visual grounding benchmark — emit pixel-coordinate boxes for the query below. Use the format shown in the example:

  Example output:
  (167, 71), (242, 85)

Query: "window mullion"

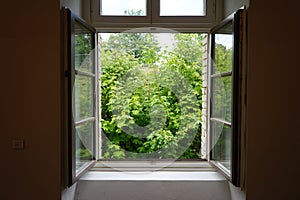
(75, 117), (96, 126)
(210, 71), (232, 78)
(210, 118), (231, 127)
(90, 0), (216, 30)
(75, 70), (96, 77)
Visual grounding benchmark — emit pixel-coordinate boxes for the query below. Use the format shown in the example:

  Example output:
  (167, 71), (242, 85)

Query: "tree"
(100, 33), (206, 159)
(101, 32), (161, 64)
(214, 43), (233, 121)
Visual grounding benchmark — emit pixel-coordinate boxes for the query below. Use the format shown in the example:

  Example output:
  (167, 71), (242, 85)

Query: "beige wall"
(246, 0), (300, 199)
(0, 0), (61, 200)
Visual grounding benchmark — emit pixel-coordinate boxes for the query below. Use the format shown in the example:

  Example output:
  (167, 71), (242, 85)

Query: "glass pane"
(212, 21), (233, 74)
(223, 76), (232, 121)
(211, 76), (232, 122)
(211, 77), (225, 120)
(211, 121), (231, 171)
(74, 23), (94, 73)
(76, 122), (94, 172)
(101, 0), (146, 16)
(160, 0), (206, 16)
(74, 75), (94, 121)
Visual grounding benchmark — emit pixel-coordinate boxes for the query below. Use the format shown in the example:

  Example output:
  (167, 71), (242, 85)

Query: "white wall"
(61, 0), (83, 17)
(228, 182), (246, 200)
(75, 171), (231, 200)
(62, 183), (77, 200)
(223, 0), (250, 17)
(76, 181), (231, 200)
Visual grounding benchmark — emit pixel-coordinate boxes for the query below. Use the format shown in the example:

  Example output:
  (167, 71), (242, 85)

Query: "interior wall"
(0, 0), (61, 200)
(1, 1), (299, 200)
(61, 0), (83, 17)
(223, 0), (250, 17)
(246, 0), (300, 199)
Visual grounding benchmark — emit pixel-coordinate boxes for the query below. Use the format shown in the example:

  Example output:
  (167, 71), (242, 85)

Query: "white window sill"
(75, 162), (233, 200)
(91, 160), (215, 171)
(80, 171), (227, 181)
(81, 161), (226, 181)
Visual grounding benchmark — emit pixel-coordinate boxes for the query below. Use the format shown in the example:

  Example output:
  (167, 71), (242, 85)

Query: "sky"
(100, 0), (232, 49)
(215, 34), (233, 49)
(100, 32), (176, 51)
(101, 0), (205, 16)
(100, 33), (232, 51)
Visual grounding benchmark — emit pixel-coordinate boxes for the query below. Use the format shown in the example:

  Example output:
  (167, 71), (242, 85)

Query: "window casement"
(208, 8), (246, 187)
(62, 5), (246, 188)
(63, 8), (99, 185)
(90, 0), (216, 30)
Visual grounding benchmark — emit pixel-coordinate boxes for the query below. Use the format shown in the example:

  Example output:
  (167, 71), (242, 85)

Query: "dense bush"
(100, 33), (204, 159)
(74, 31), (232, 160)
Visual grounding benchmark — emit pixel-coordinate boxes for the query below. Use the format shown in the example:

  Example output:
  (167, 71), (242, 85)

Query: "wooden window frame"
(63, 7), (99, 186)
(208, 8), (245, 187)
(90, 0), (216, 30)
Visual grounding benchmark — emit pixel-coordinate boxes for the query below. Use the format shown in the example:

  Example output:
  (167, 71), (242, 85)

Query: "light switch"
(12, 139), (25, 150)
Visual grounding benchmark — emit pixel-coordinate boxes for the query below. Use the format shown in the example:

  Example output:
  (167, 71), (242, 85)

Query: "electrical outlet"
(12, 139), (25, 150)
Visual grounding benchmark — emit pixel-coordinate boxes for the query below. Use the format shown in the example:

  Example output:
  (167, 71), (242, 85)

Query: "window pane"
(74, 23), (94, 73)
(211, 77), (225, 120)
(211, 76), (232, 122)
(211, 122), (231, 171)
(160, 0), (206, 16)
(223, 76), (232, 122)
(101, 0), (146, 16)
(74, 76), (94, 121)
(212, 21), (233, 74)
(76, 122), (94, 172)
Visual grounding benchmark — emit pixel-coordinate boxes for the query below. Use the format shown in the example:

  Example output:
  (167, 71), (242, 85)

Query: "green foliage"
(214, 44), (233, 73)
(101, 32), (161, 64)
(213, 43), (233, 121)
(124, 9), (144, 16)
(100, 33), (205, 159)
(74, 34), (95, 161)
(173, 34), (203, 66)
(74, 31), (234, 160)
(76, 148), (93, 160)
(75, 33), (92, 70)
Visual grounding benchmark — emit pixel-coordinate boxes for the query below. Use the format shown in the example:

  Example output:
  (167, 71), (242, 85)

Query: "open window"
(63, 8), (99, 186)
(208, 8), (246, 186)
(63, 5), (246, 187)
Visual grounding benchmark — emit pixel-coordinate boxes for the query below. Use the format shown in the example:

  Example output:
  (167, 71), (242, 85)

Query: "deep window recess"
(63, 5), (246, 188)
